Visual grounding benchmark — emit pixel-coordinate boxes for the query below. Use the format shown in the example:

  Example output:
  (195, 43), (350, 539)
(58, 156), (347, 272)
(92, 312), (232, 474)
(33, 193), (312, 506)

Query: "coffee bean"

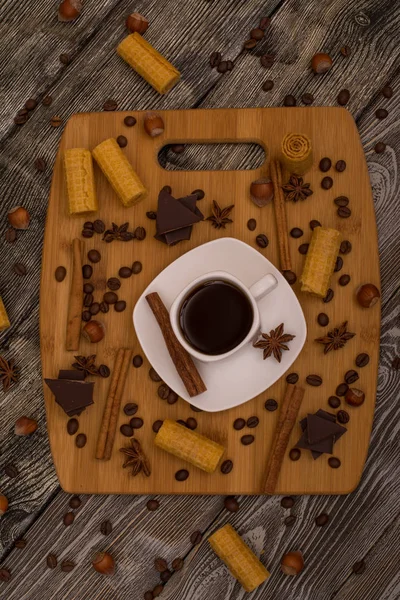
(147, 499), (160, 511)
(334, 196), (349, 207)
(171, 144), (185, 154)
(381, 85), (393, 98)
(290, 227), (303, 238)
(243, 39), (257, 50)
(310, 219), (321, 230)
(5, 463), (19, 478)
(82, 264), (92, 279)
(323, 288), (334, 303)
(103, 99), (118, 111)
(190, 530), (202, 545)
(281, 496), (295, 508)
(42, 95), (52, 106)
(124, 403), (138, 416)
(100, 520), (112, 536)
(154, 557), (168, 573)
(302, 92), (314, 105)
(100, 302), (109, 314)
(55, 266), (67, 282)
(374, 141), (386, 153)
(233, 418), (245, 430)
(69, 495), (81, 509)
(256, 234), (269, 248)
(130, 417), (144, 429)
(336, 383), (348, 396)
(241, 434), (255, 445)
(337, 410), (350, 424)
(339, 274), (351, 286)
(191, 189), (205, 201)
(247, 416), (259, 428)
(221, 459), (233, 474)
(251, 27), (264, 40)
(14, 113), (29, 125)
(284, 515), (296, 527)
(321, 176), (333, 190)
(334, 256), (343, 272)
(337, 89), (350, 105)
(217, 61), (228, 74)
(356, 353), (369, 368)
(224, 496), (239, 512)
(247, 218), (257, 231)
(284, 95), (296, 107)
(340, 240), (352, 254)
(318, 313), (329, 326)
(345, 369), (359, 384)
(122, 115), (137, 128)
(315, 513), (329, 527)
(25, 98), (37, 110)
(283, 270), (297, 285)
(98, 364), (110, 379)
(131, 356), (143, 370)
(84, 222), (94, 230)
(162, 185), (172, 194)
(90, 302), (100, 315)
(5, 228), (17, 243)
(104, 291), (118, 304)
(61, 560), (75, 572)
(328, 456), (341, 468)
(264, 398), (278, 411)
(328, 396), (341, 409)
(117, 135), (128, 148)
(335, 160), (346, 172)
(352, 560), (366, 574)
(152, 420), (163, 433)
(75, 433), (87, 448)
(298, 243), (309, 255)
(60, 53), (71, 65)
(115, 300), (127, 312)
(286, 373), (299, 384)
(319, 157), (332, 172)
(84, 293), (93, 307)
(13, 263), (27, 276)
(259, 16), (271, 29)
(289, 448), (301, 461)
(134, 226), (146, 241)
(132, 261), (143, 274)
(175, 469), (189, 481)
(172, 557), (184, 571)
(190, 404), (203, 412)
(46, 554), (58, 569)
(260, 54), (274, 67)
(92, 219), (105, 234)
(82, 228), (94, 238)
(186, 417), (197, 430)
(63, 512), (75, 526)
(88, 249), (101, 263)
(82, 310), (91, 321)
(210, 51), (222, 68)
(50, 115), (62, 127)
(0, 568), (11, 582)
(149, 368), (161, 382)
(34, 157), (46, 172)
(67, 418), (79, 435)
(337, 206), (351, 218)
(376, 108), (388, 119)
(340, 45), (351, 57)
(306, 374), (323, 386)
(262, 80), (274, 91)
(120, 423), (134, 437)
(15, 539), (27, 549)
(146, 211), (157, 220)
(158, 384), (170, 400)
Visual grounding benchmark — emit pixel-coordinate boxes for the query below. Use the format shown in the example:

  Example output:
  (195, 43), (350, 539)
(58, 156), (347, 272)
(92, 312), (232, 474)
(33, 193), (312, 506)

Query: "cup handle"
(249, 274), (278, 301)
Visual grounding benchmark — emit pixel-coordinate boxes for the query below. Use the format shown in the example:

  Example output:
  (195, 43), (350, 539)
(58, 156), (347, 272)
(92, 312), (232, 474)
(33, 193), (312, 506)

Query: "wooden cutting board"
(40, 107), (380, 495)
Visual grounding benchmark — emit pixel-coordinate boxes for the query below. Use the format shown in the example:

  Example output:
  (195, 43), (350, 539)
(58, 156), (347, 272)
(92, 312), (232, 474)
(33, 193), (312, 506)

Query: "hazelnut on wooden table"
(311, 53), (333, 74)
(92, 551), (115, 576)
(58, 0), (82, 22)
(281, 551), (304, 575)
(7, 206), (30, 229)
(356, 283), (380, 308)
(0, 494), (9, 515)
(15, 416), (38, 436)
(345, 388), (365, 407)
(250, 178), (274, 207)
(126, 12), (149, 34)
(144, 112), (165, 137)
(82, 320), (105, 343)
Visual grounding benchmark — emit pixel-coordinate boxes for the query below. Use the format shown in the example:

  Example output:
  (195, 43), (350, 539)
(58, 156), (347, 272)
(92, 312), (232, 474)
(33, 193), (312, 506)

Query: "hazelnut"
(0, 494), (9, 515)
(281, 551), (304, 576)
(15, 416), (38, 436)
(311, 53), (333, 74)
(144, 112), (164, 138)
(58, 0), (82, 22)
(250, 178), (274, 207)
(356, 283), (380, 308)
(345, 388), (365, 407)
(92, 551), (115, 576)
(82, 320), (105, 343)
(7, 206), (30, 230)
(126, 12), (149, 34)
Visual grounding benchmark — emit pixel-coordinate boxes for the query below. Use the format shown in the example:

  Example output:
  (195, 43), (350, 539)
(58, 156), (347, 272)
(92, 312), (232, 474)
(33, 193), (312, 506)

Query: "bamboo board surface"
(40, 107), (380, 495)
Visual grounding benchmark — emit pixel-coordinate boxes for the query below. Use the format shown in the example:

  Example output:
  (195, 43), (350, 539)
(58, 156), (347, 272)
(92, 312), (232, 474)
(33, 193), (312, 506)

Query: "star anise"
(72, 355), (98, 377)
(120, 438), (151, 477)
(102, 222), (135, 243)
(315, 321), (355, 354)
(207, 200), (234, 229)
(253, 323), (295, 362)
(0, 355), (19, 392)
(282, 175), (313, 203)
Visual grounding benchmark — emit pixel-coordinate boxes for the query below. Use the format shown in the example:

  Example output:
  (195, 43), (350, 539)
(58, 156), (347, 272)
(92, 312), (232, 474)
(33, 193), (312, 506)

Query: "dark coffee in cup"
(179, 279), (253, 355)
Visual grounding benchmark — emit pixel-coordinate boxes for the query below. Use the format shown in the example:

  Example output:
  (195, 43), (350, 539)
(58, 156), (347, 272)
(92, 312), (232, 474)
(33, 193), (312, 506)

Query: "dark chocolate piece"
(156, 189), (203, 235)
(297, 409), (347, 459)
(158, 193), (204, 246)
(58, 370), (85, 380)
(44, 379), (94, 415)
(307, 413), (347, 444)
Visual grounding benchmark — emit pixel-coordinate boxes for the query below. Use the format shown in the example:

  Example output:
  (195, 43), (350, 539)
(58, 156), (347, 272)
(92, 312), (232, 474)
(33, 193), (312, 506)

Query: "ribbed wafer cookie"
(300, 227), (341, 297)
(209, 524), (270, 592)
(0, 297), (10, 331)
(154, 419), (224, 473)
(117, 33), (180, 94)
(281, 133), (313, 175)
(64, 148), (98, 215)
(92, 138), (147, 207)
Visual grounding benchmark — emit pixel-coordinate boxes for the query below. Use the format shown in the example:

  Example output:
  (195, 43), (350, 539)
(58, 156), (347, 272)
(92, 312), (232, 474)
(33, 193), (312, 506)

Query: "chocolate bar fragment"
(58, 370), (85, 380)
(44, 378), (94, 416)
(156, 189), (202, 234)
(296, 409), (347, 459)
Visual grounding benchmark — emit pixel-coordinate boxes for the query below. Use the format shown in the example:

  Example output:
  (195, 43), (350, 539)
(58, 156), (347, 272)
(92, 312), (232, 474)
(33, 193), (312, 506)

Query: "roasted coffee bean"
(286, 372), (299, 384)
(260, 54), (274, 67)
(321, 176), (333, 190)
(132, 355), (143, 368)
(259, 16), (271, 29)
(334, 196), (349, 207)
(337, 89), (350, 105)
(337, 410), (350, 424)
(82, 310), (91, 321)
(281, 496), (295, 508)
(319, 157), (332, 172)
(175, 469), (189, 481)
(83, 221), (93, 230)
(345, 369), (359, 384)
(374, 141), (386, 153)
(224, 496), (239, 512)
(90, 303), (100, 316)
(190, 189), (204, 201)
(339, 274), (351, 286)
(14, 113), (29, 125)
(60, 53), (71, 65)
(217, 61), (228, 74)
(298, 243), (309, 255)
(220, 459), (233, 474)
(100, 520), (112, 536)
(247, 218), (257, 231)
(63, 512), (75, 526)
(97, 364), (110, 378)
(335, 160), (346, 172)
(247, 416), (259, 428)
(82, 228), (94, 238)
(340, 240), (352, 254)
(318, 313), (329, 326)
(256, 234), (269, 248)
(42, 95), (52, 106)
(117, 135), (128, 148)
(25, 98), (37, 110)
(152, 420), (163, 433)
(186, 417), (197, 430)
(134, 226), (146, 241)
(284, 95), (296, 106)
(190, 404), (203, 412)
(34, 157), (46, 172)
(340, 45), (351, 57)
(323, 288), (334, 303)
(376, 108), (388, 119)
(146, 211), (157, 220)
(84, 293), (93, 307)
(251, 27), (264, 40)
(352, 560), (366, 574)
(241, 434), (255, 445)
(290, 227), (303, 238)
(103, 99), (118, 111)
(302, 92), (314, 105)
(55, 266), (67, 282)
(283, 270), (297, 285)
(210, 51), (222, 68)
(171, 144), (185, 154)
(82, 264), (92, 279)
(190, 530), (202, 545)
(284, 515), (296, 527)
(356, 353), (370, 368)
(5, 228), (17, 243)
(50, 115), (62, 127)
(152, 585), (164, 597)
(306, 374), (323, 386)
(69, 495), (81, 509)
(265, 398), (278, 411)
(147, 499), (160, 511)
(334, 256), (343, 272)
(104, 291), (118, 304)
(120, 423), (134, 437)
(5, 463), (19, 478)
(132, 261), (143, 274)
(310, 219), (321, 230)
(119, 266), (132, 278)
(13, 263), (27, 276)
(114, 300), (127, 312)
(46, 554), (57, 569)
(124, 403), (138, 416)
(100, 301), (109, 313)
(67, 418), (79, 435)
(328, 396), (341, 408)
(161, 185), (172, 194)
(88, 249), (101, 263)
(61, 560), (75, 572)
(336, 383), (348, 396)
(315, 513), (329, 527)
(262, 80), (274, 91)
(149, 368), (162, 382)
(0, 568), (11, 582)
(75, 433), (87, 448)
(243, 39), (257, 50)
(158, 384), (170, 400)
(15, 539), (27, 549)
(107, 277), (121, 291)
(382, 85), (393, 98)
(130, 417), (144, 429)
(172, 557), (184, 571)
(124, 115), (137, 127)
(328, 456), (341, 468)
(233, 418), (245, 430)
(93, 219), (105, 233)
(289, 448), (301, 461)
(154, 558), (168, 573)
(337, 206), (351, 218)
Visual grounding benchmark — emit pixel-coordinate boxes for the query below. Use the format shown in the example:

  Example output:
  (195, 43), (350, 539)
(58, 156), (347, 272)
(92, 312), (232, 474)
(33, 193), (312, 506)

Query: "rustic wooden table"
(1, 1), (399, 598)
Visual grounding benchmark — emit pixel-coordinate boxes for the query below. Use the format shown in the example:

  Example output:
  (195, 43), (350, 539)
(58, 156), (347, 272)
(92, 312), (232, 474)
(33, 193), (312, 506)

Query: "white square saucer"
(133, 238), (307, 412)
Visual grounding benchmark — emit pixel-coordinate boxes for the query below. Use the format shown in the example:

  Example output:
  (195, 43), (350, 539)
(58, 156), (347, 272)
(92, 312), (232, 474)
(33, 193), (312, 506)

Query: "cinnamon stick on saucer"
(146, 292), (206, 397)
(270, 160), (292, 272)
(66, 238), (83, 351)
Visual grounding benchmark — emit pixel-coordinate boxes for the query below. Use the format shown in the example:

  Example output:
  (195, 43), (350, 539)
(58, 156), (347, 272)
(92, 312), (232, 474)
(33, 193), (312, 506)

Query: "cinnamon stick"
(270, 160), (292, 271)
(66, 238), (83, 350)
(146, 292), (207, 397)
(104, 348), (133, 460)
(264, 384), (304, 494)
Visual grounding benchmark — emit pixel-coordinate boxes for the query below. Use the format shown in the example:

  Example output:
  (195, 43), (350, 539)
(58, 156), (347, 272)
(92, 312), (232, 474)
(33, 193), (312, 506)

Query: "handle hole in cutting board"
(158, 143), (266, 171)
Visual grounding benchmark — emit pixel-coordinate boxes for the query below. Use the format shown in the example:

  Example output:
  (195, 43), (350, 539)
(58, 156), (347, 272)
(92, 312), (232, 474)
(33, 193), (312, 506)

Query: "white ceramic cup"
(170, 270), (278, 363)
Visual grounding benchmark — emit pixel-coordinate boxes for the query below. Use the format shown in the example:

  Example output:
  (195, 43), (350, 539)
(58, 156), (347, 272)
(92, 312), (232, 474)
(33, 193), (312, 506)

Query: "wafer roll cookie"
(281, 133), (313, 175)
(92, 138), (147, 207)
(64, 148), (98, 215)
(209, 524), (270, 592)
(154, 419), (224, 473)
(117, 33), (180, 94)
(300, 227), (341, 297)
(0, 297), (10, 331)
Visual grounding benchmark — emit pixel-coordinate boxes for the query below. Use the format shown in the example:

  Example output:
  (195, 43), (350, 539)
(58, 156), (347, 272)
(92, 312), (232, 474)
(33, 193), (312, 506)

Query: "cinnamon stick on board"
(264, 384), (304, 494)
(66, 238), (83, 351)
(104, 348), (133, 460)
(270, 160), (292, 272)
(146, 292), (207, 397)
